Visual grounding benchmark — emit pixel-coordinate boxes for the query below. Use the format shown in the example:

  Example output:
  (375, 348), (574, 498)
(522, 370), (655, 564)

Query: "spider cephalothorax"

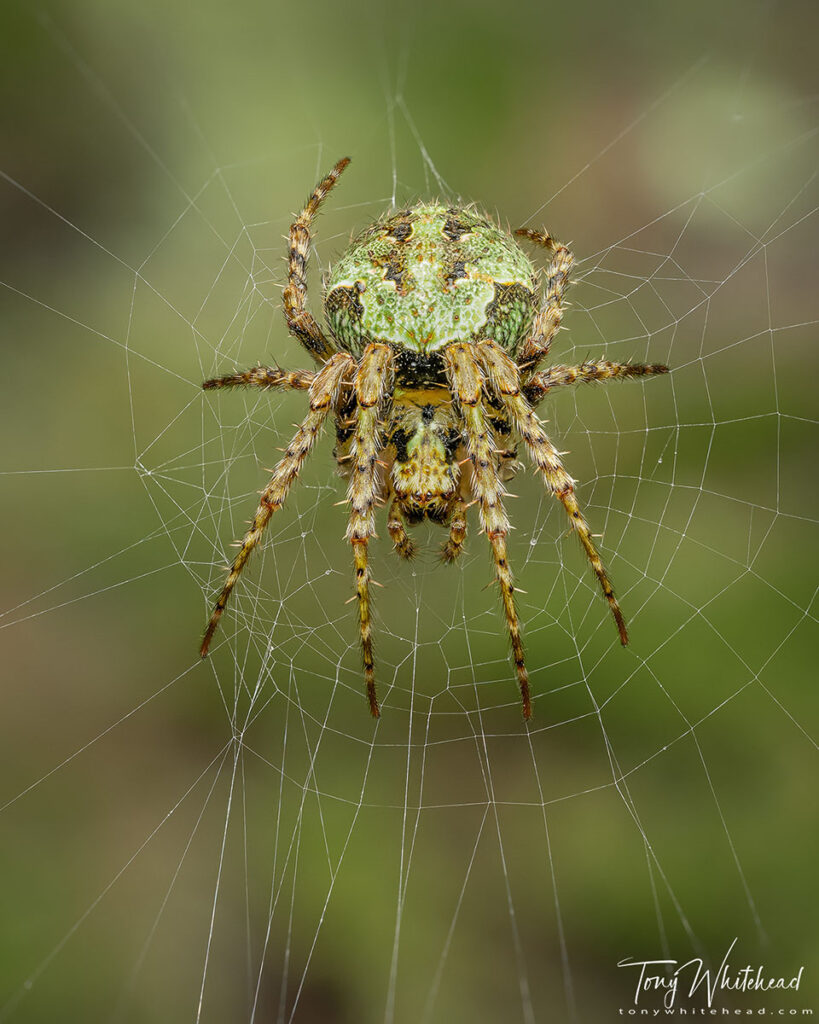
(200, 158), (669, 718)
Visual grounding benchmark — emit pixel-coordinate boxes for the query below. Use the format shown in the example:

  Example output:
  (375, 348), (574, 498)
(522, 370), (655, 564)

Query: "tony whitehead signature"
(618, 938), (806, 1009)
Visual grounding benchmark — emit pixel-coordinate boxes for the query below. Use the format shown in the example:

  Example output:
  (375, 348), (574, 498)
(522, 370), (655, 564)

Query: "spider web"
(0, 6), (817, 1022)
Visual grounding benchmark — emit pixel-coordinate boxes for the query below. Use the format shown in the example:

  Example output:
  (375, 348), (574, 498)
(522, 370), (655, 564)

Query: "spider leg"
(200, 352), (354, 656)
(347, 343), (394, 717)
(524, 360), (669, 405)
(203, 366), (315, 391)
(514, 227), (575, 374)
(478, 339), (629, 645)
(282, 157), (350, 363)
(444, 342), (531, 719)
(387, 497), (416, 559)
(441, 496), (468, 563)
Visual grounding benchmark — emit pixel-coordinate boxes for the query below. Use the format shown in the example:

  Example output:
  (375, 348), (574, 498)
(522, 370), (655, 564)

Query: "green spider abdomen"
(325, 202), (538, 359)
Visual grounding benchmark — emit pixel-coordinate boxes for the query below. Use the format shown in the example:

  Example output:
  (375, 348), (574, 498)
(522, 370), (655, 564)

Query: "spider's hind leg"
(514, 227), (575, 374)
(283, 158), (351, 363)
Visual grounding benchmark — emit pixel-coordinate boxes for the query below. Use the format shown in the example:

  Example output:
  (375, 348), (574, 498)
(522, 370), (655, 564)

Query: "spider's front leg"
(200, 352), (354, 656)
(444, 342), (531, 719)
(347, 343), (394, 717)
(478, 339), (629, 646)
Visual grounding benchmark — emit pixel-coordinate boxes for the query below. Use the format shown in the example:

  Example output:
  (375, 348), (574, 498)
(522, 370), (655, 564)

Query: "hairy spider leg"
(441, 496), (468, 562)
(478, 339), (629, 646)
(283, 157), (351, 362)
(200, 353), (355, 656)
(514, 227), (575, 374)
(387, 497), (416, 559)
(524, 359), (669, 404)
(202, 366), (316, 391)
(347, 343), (394, 717)
(444, 342), (531, 719)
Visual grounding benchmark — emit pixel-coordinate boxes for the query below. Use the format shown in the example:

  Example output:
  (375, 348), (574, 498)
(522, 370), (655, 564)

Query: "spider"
(199, 158), (669, 718)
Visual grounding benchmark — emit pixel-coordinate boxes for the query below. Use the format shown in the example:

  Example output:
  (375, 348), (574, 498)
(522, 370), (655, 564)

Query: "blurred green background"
(1, 0), (817, 1021)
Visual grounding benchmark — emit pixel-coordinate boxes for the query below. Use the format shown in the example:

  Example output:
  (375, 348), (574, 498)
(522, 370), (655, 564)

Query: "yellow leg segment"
(444, 343), (531, 719)
(200, 352), (354, 656)
(347, 343), (393, 717)
(478, 339), (629, 646)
